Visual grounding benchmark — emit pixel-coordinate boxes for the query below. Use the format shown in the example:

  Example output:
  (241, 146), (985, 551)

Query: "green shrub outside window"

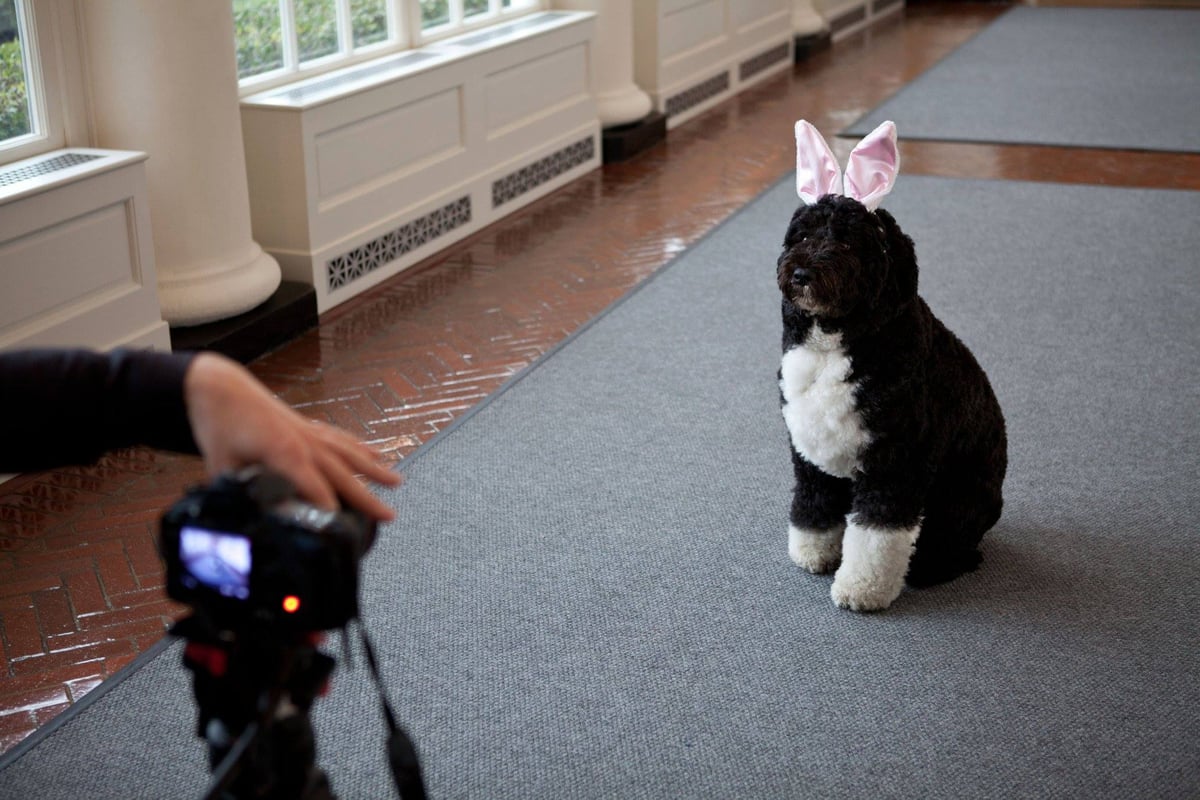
(234, 0), (390, 81)
(0, 0), (31, 143)
(234, 1), (533, 83)
(352, 0), (389, 47)
(233, 0), (284, 80)
(421, 1), (449, 29)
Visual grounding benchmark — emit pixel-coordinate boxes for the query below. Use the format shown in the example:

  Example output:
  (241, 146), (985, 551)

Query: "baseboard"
(602, 111), (667, 163)
(169, 280), (317, 364)
(794, 30), (832, 62)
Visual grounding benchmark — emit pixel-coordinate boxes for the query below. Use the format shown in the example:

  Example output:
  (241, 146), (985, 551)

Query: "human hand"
(183, 352), (401, 521)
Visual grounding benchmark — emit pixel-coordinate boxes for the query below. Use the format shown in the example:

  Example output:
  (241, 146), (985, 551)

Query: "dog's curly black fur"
(778, 195), (1006, 609)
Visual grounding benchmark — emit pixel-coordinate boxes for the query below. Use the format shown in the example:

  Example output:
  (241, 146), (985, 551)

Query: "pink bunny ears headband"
(795, 120), (899, 211)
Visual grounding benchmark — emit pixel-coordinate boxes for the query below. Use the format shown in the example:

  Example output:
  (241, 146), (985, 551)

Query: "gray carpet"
(845, 7), (1200, 153)
(2, 175), (1198, 799)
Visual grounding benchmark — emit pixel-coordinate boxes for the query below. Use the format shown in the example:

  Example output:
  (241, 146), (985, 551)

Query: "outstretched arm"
(0, 348), (400, 522)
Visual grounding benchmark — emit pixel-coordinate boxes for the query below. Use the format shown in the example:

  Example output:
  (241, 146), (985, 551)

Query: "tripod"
(175, 615), (338, 800)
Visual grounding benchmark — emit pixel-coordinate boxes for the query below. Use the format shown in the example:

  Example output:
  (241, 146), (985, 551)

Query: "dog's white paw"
(830, 569), (904, 612)
(788, 523), (843, 574)
(829, 518), (919, 612)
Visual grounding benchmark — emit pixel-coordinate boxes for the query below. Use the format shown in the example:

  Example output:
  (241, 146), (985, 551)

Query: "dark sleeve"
(0, 348), (201, 472)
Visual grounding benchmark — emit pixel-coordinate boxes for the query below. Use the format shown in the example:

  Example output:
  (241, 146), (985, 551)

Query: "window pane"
(295, 0), (339, 63)
(464, 0), (488, 19)
(350, 0), (388, 48)
(233, 0), (284, 79)
(0, 0), (31, 143)
(421, 0), (449, 30)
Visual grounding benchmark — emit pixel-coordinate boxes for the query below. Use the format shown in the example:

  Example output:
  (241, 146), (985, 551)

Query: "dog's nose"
(790, 266), (812, 287)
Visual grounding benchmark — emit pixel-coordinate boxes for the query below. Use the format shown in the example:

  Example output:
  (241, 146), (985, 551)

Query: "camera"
(160, 467), (376, 633)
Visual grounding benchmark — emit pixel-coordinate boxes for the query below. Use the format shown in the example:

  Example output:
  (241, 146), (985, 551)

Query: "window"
(1, 0), (36, 150)
(0, 0), (78, 166)
(234, 0), (543, 93)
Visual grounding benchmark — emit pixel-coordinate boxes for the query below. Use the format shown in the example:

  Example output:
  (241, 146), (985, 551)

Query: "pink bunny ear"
(795, 120), (842, 205)
(844, 120), (899, 211)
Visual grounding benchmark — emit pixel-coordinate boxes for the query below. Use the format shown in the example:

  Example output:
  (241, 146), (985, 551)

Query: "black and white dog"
(778, 121), (1006, 611)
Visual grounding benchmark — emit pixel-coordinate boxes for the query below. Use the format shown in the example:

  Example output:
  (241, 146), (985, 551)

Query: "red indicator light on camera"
(282, 595), (301, 613)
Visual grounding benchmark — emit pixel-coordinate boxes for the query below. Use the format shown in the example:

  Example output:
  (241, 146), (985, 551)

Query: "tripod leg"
(266, 713), (336, 800)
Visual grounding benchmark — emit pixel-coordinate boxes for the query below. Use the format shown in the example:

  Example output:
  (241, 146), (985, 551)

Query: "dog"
(778, 120), (1007, 611)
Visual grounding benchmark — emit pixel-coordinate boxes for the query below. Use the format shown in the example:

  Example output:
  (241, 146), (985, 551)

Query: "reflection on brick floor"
(4, 4), (1199, 756)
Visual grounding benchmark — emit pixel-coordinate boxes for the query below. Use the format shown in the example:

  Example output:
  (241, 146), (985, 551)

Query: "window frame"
(0, 0), (84, 166)
(236, 0), (544, 97)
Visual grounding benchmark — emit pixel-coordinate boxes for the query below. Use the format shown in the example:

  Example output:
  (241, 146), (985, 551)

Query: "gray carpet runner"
(845, 7), (1200, 153)
(2, 175), (1197, 798)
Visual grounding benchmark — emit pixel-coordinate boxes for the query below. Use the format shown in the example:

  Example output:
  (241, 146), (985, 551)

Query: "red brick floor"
(3, 2), (1199, 757)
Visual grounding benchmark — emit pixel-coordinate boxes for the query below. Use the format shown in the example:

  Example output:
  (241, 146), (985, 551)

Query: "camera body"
(160, 467), (376, 633)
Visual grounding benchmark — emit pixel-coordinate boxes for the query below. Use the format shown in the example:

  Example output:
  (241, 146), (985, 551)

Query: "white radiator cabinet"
(633, 0), (795, 129)
(0, 149), (170, 352)
(819, 0), (904, 41)
(241, 11), (601, 313)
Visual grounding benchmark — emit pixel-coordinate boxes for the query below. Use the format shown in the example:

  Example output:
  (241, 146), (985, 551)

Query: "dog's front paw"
(830, 569), (903, 612)
(829, 519), (920, 612)
(788, 523), (843, 574)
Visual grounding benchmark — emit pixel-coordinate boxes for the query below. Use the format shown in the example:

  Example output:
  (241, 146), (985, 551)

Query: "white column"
(553, 0), (652, 127)
(793, 0), (828, 36)
(79, 2), (280, 328)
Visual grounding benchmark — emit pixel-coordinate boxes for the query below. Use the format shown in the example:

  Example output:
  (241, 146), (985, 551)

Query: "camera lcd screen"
(179, 526), (251, 600)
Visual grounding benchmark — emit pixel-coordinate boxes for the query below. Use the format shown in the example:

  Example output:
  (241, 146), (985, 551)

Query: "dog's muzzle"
(790, 266), (813, 287)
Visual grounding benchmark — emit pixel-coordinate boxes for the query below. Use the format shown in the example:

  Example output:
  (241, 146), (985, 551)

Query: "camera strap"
(353, 619), (428, 800)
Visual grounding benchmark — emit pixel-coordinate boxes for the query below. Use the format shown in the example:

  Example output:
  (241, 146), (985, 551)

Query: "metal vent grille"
(739, 43), (791, 82)
(327, 196), (472, 291)
(665, 72), (730, 119)
(492, 137), (595, 208)
(0, 153), (103, 189)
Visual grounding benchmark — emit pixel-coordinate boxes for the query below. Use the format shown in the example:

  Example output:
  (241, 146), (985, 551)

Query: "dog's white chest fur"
(780, 326), (870, 479)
